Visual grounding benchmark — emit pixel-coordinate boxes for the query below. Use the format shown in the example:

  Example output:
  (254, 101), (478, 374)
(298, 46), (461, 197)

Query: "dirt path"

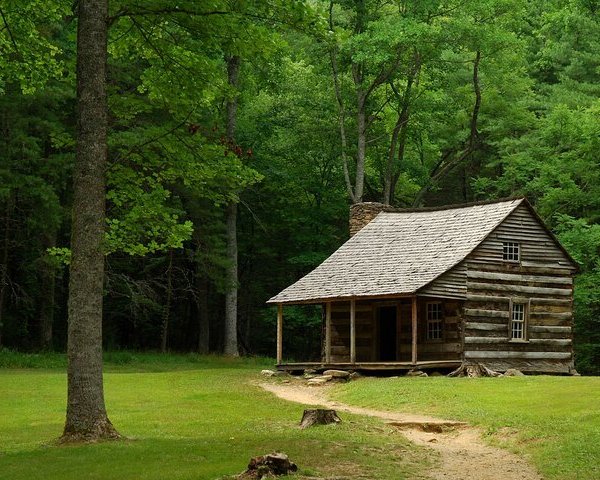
(260, 382), (542, 480)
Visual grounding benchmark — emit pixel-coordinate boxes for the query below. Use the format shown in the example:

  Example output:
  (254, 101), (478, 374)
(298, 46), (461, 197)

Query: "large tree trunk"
(62, 0), (118, 441)
(39, 231), (57, 350)
(223, 54), (240, 357)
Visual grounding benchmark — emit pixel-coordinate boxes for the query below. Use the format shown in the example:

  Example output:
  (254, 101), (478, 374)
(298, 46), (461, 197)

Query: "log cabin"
(267, 198), (579, 374)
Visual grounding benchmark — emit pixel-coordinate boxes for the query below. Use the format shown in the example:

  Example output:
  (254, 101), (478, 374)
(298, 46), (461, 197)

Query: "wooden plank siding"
(420, 264), (467, 299)
(462, 204), (576, 373)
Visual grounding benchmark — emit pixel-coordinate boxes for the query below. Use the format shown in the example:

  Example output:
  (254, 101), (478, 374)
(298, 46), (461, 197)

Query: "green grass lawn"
(0, 352), (430, 480)
(330, 375), (600, 480)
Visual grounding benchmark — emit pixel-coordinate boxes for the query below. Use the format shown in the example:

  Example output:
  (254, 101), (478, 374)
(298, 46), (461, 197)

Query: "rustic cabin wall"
(328, 300), (374, 362)
(398, 301), (412, 361)
(416, 299), (462, 361)
(419, 264), (467, 299)
(463, 204), (575, 373)
(395, 299), (463, 362)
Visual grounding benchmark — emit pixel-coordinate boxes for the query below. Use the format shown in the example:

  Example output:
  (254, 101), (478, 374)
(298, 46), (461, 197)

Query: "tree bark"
(62, 0), (119, 442)
(355, 92), (366, 202)
(223, 54), (240, 356)
(299, 409), (342, 429)
(224, 201), (239, 356)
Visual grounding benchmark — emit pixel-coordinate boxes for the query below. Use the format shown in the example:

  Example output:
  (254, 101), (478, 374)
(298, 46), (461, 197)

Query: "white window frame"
(509, 299), (529, 342)
(426, 301), (443, 341)
(502, 241), (520, 262)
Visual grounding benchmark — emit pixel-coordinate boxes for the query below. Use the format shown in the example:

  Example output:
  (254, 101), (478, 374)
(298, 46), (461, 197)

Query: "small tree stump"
(448, 362), (501, 378)
(238, 452), (297, 479)
(299, 409), (341, 429)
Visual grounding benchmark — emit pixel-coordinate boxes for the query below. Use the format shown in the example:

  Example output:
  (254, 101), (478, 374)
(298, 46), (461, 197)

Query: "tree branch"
(412, 50), (482, 206)
(0, 7), (20, 56)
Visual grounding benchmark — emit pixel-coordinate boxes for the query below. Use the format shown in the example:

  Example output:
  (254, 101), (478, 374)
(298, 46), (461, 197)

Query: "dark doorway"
(378, 306), (397, 361)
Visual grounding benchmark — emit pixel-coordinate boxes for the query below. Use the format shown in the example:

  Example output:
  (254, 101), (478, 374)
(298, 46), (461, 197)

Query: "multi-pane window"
(427, 302), (443, 340)
(511, 303), (526, 340)
(503, 242), (520, 261)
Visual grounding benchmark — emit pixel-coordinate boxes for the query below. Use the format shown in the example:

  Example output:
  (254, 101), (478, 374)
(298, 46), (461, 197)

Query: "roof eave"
(266, 291), (416, 305)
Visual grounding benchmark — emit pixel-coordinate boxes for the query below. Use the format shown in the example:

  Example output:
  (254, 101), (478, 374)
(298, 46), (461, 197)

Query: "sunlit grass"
(331, 375), (600, 480)
(0, 353), (430, 480)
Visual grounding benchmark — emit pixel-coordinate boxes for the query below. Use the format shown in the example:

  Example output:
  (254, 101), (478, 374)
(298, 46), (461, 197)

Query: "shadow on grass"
(0, 422), (430, 480)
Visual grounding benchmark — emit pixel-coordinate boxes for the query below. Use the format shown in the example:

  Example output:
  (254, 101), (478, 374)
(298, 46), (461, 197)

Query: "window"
(503, 242), (520, 261)
(510, 302), (526, 340)
(426, 302), (443, 340)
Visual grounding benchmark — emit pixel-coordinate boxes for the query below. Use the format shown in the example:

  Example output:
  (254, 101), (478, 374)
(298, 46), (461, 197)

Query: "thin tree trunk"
(39, 230), (57, 350)
(0, 197), (11, 347)
(62, 0), (119, 442)
(383, 55), (420, 205)
(224, 201), (239, 356)
(192, 228), (210, 354)
(355, 92), (366, 203)
(223, 54), (240, 356)
(160, 250), (173, 353)
(196, 272), (210, 354)
(329, 0), (356, 203)
(412, 51), (482, 207)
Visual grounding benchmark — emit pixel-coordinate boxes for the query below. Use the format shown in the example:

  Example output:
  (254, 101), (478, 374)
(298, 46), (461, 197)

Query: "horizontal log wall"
(463, 204), (575, 373)
(398, 299), (463, 361)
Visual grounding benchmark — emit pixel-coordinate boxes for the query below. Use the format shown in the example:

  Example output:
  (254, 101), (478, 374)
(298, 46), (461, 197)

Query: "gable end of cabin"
(461, 203), (576, 374)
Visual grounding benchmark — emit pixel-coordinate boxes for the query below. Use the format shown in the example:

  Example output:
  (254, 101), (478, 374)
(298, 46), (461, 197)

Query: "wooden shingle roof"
(267, 198), (525, 304)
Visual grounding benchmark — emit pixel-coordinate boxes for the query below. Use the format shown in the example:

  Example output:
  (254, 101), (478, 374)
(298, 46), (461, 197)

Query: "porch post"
(350, 298), (356, 364)
(411, 296), (418, 365)
(277, 304), (283, 364)
(325, 302), (332, 364)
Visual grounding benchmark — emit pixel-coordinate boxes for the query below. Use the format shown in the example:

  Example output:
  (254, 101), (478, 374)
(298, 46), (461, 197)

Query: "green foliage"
(0, 0), (69, 94)
(1, 0), (599, 368)
(555, 216), (600, 374)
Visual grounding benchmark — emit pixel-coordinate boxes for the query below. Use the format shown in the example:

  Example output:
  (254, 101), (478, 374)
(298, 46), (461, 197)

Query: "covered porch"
(275, 295), (463, 372)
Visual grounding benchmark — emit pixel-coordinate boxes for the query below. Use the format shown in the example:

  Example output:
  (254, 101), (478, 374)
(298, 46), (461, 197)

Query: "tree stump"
(299, 409), (341, 429)
(448, 362), (501, 378)
(238, 452), (297, 479)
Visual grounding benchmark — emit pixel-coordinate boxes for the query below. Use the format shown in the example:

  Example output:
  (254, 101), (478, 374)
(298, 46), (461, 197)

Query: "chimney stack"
(349, 202), (390, 237)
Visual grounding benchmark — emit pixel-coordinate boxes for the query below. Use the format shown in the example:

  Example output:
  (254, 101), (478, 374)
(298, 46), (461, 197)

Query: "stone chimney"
(349, 202), (390, 237)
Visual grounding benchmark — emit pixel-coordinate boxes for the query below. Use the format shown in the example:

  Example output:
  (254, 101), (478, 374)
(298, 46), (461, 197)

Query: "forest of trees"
(1, 0), (599, 376)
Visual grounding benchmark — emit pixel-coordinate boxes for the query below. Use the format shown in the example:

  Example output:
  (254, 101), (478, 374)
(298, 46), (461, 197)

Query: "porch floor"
(276, 360), (462, 372)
